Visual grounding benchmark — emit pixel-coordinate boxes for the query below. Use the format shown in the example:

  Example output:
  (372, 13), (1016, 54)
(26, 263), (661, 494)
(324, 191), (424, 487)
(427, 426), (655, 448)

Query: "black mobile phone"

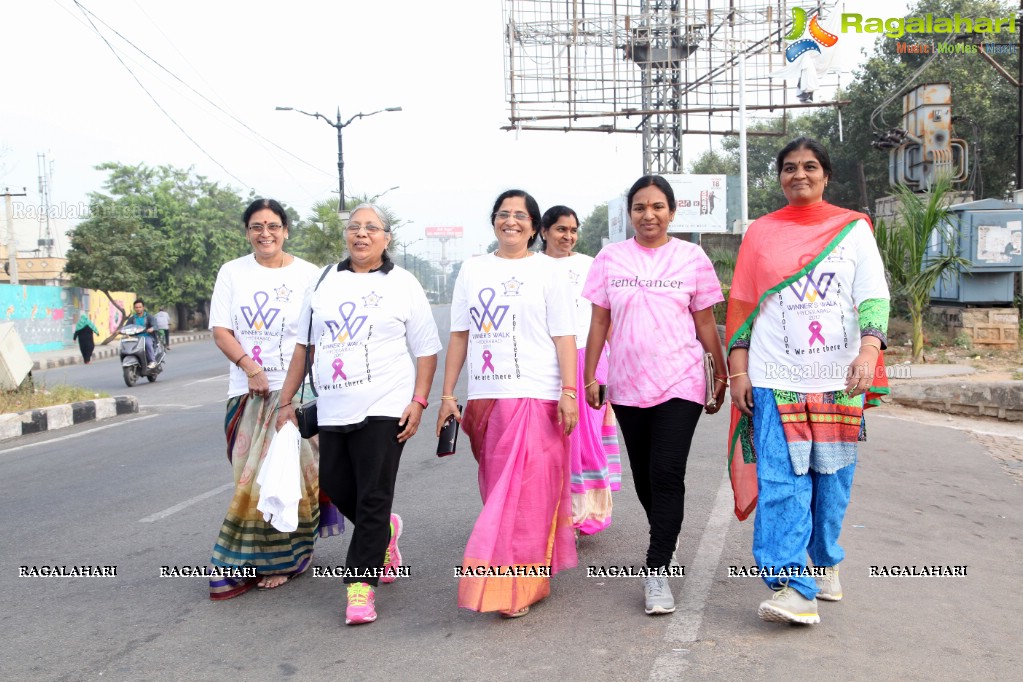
(437, 405), (462, 457)
(597, 384), (607, 407)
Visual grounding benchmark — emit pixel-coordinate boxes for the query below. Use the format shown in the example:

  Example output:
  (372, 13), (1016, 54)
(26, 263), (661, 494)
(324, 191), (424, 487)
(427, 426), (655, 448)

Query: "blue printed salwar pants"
(751, 387), (856, 600)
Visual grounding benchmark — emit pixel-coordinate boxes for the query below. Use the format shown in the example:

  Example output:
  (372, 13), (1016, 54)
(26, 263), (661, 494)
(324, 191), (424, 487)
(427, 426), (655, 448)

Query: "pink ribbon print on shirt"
(332, 358), (347, 381)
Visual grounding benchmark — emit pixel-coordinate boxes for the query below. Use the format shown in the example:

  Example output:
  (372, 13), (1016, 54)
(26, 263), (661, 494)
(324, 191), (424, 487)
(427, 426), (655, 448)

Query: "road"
(3, 306), (1022, 681)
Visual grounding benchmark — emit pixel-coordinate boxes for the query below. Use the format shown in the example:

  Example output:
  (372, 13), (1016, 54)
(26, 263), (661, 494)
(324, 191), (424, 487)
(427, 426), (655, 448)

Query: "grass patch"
(0, 380), (109, 414)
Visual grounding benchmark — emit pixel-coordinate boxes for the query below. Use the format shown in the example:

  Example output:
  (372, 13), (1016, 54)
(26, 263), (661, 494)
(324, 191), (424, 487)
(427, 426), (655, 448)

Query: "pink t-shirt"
(583, 238), (724, 408)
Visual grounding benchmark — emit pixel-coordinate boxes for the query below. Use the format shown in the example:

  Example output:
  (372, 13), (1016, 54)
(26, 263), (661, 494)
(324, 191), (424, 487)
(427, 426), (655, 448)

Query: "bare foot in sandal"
(257, 575), (288, 590)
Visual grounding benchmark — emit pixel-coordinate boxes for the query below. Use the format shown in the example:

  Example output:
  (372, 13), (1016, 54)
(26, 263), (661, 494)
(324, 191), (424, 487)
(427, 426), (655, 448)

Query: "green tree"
(74, 163), (251, 320)
(875, 176), (971, 361)
(292, 196), (403, 267)
(64, 196), (174, 342)
(577, 204), (607, 256)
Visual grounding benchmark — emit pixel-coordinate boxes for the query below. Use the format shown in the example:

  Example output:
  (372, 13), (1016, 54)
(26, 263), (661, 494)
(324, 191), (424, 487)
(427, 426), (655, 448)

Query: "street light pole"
(276, 105), (402, 216)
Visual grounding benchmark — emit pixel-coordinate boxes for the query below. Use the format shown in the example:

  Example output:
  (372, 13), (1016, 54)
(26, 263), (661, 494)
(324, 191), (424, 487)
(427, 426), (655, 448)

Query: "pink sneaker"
(381, 513), (403, 584)
(345, 582), (377, 625)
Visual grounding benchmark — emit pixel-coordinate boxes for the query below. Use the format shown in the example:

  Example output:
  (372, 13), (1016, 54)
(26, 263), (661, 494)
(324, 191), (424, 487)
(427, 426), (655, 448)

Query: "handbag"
(294, 265), (334, 439)
(703, 352), (717, 409)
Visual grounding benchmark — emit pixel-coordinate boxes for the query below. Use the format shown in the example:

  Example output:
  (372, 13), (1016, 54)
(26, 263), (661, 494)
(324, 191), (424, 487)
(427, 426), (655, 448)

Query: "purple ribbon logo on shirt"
(470, 288), (509, 333)
(481, 350), (495, 373)
(808, 321), (825, 346)
(325, 301), (368, 343)
(332, 358), (347, 381)
(240, 291), (281, 331)
(251, 345), (262, 365)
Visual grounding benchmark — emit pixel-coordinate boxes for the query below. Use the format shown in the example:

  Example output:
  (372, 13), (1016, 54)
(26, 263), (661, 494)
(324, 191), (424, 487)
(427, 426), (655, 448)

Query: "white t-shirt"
(550, 252), (595, 346)
(450, 252), (576, 400)
(298, 263), (442, 427)
(209, 254), (321, 398)
(748, 220), (890, 392)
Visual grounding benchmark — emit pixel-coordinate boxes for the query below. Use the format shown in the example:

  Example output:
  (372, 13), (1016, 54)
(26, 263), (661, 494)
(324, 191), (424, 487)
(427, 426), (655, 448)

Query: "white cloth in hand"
(256, 421), (302, 532)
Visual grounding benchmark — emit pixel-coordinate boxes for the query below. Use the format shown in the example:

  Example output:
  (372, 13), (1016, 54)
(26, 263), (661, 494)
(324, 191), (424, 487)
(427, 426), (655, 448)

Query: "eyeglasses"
(345, 223), (388, 235)
(247, 223), (284, 233)
(495, 211), (530, 222)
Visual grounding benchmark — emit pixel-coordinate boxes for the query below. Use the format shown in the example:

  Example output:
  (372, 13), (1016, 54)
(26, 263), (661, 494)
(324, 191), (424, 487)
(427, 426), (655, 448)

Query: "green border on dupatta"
(726, 219), (860, 473)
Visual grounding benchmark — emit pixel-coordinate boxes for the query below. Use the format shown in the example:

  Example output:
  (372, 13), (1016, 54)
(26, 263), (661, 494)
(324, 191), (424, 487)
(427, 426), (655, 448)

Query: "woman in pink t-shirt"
(582, 175), (727, 616)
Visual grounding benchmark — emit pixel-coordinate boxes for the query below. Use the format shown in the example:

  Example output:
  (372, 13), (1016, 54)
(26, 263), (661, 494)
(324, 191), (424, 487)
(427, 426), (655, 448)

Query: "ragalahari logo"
(784, 7), (839, 63)
(772, 8), (841, 102)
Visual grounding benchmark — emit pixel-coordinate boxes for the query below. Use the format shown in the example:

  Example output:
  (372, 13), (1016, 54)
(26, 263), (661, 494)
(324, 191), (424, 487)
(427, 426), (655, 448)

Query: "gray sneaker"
(757, 586), (820, 625)
(815, 565), (842, 601)
(644, 575), (675, 615)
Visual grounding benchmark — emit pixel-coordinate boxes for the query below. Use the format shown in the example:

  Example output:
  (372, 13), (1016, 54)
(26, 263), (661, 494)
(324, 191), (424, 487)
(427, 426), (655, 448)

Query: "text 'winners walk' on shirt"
(451, 252), (575, 401)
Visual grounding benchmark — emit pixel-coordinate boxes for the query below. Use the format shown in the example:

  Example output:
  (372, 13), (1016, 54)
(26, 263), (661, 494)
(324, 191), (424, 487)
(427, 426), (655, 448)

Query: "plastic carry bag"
(256, 421), (302, 532)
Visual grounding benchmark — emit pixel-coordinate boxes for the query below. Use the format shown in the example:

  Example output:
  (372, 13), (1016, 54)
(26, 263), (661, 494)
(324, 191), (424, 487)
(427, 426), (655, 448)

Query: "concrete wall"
(0, 285), (134, 352)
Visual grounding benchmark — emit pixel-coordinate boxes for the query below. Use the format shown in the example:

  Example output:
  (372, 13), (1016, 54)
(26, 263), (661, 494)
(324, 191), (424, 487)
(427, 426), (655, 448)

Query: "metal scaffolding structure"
(502, 0), (844, 174)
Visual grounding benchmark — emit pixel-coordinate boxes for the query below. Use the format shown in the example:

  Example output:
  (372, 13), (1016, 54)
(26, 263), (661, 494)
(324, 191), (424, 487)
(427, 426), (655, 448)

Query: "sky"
(1, 0), (910, 262)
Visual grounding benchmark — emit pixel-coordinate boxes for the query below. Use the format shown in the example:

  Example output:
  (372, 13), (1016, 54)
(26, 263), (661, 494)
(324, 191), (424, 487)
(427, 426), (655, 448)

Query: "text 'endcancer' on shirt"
(581, 238), (724, 408)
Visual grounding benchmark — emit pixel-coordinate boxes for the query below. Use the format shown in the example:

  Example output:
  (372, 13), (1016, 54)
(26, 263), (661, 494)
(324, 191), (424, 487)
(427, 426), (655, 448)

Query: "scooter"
(119, 324), (166, 387)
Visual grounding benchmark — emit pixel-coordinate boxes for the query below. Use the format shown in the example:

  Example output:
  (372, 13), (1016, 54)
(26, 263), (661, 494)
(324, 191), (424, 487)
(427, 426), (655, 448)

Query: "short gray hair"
(348, 203), (391, 232)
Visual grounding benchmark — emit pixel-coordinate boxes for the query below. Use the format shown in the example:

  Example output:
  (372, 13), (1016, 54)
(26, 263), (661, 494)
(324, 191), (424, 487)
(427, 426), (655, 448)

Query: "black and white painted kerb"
(0, 396), (138, 442)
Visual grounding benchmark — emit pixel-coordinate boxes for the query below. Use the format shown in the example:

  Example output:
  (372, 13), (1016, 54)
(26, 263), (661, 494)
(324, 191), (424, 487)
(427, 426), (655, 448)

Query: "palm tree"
(875, 176), (970, 362)
(291, 196), (402, 267)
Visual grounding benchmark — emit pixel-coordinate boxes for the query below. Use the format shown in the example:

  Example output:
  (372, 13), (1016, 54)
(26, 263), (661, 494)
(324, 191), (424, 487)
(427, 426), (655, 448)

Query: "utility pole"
(3, 187), (28, 284)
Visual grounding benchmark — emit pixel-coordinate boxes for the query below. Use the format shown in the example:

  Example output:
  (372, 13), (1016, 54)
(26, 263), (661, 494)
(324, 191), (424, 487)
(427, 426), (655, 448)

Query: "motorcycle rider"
(127, 298), (159, 368)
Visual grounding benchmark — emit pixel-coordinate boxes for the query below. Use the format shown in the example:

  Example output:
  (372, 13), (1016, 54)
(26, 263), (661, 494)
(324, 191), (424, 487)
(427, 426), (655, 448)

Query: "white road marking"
(648, 466), (734, 680)
(873, 411), (1023, 440)
(143, 404), (204, 409)
(138, 482), (234, 523)
(0, 414), (159, 455)
(185, 374), (229, 386)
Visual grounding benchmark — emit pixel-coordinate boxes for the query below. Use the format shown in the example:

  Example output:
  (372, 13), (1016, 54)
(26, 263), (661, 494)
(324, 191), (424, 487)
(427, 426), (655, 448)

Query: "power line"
(73, 0), (253, 190)
(75, 1), (335, 181)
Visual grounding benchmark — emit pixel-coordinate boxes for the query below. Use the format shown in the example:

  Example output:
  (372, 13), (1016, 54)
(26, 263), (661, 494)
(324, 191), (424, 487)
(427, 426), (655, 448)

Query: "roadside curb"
(891, 380), (1023, 422)
(31, 332), (212, 370)
(0, 396), (139, 443)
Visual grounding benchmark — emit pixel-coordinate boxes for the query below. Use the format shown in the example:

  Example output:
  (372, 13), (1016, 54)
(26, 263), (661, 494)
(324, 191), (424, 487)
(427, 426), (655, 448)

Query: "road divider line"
(648, 465), (734, 680)
(139, 482), (234, 523)
(0, 415), (159, 455)
(185, 375), (229, 387)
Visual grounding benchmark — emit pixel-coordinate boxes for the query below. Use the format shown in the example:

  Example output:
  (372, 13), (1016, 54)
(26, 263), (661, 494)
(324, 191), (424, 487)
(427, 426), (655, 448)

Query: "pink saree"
(458, 398), (577, 613)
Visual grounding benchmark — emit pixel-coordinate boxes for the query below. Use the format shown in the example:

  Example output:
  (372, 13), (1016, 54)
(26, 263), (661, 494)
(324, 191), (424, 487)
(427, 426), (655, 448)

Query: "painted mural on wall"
(0, 285), (134, 353)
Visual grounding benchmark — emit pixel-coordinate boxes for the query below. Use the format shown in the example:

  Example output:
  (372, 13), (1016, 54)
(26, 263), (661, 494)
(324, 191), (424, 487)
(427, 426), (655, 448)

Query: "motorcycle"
(119, 324), (166, 387)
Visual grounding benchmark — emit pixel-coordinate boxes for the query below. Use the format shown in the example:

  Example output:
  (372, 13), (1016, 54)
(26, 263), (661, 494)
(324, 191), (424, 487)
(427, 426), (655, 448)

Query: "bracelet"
(246, 365), (264, 378)
(728, 372), (748, 379)
(562, 385), (576, 392)
(714, 377), (728, 385)
(583, 379), (598, 389)
(561, 391), (577, 400)
(234, 354), (247, 366)
(440, 395), (458, 401)
(861, 344), (881, 354)
(279, 403), (295, 410)
(411, 396), (428, 409)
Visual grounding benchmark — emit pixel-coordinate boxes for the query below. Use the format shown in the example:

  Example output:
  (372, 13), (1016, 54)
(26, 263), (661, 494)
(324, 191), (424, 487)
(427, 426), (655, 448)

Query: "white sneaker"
(757, 586), (820, 625)
(815, 565), (842, 601)
(643, 575), (675, 615)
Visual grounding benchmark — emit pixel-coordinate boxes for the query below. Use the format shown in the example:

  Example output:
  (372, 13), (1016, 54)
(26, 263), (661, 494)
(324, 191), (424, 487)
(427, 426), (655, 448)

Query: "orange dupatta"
(724, 202), (888, 521)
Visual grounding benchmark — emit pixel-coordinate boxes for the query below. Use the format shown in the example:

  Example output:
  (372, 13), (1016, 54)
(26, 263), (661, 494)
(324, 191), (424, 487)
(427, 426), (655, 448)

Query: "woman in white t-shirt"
(278, 203), (441, 626)
(726, 137), (890, 626)
(539, 205), (620, 537)
(207, 198), (329, 600)
(436, 190), (578, 619)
